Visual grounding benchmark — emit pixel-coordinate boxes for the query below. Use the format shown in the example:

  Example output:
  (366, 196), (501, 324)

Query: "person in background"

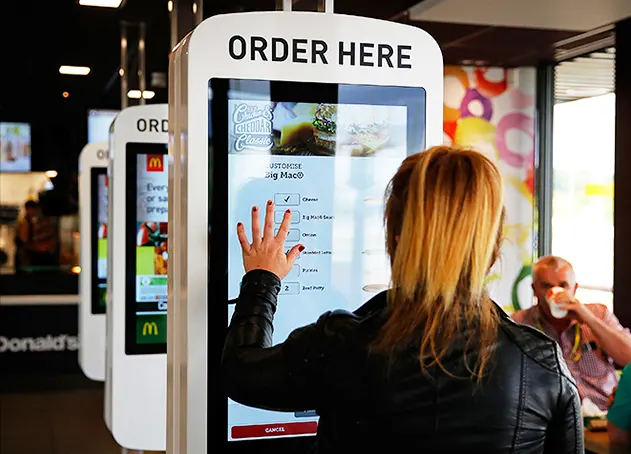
(15, 200), (58, 271)
(608, 364), (631, 445)
(513, 256), (631, 410)
(223, 147), (583, 452)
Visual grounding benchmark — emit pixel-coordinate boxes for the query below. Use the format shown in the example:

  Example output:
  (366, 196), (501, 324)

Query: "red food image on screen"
(97, 222), (107, 239)
(137, 221), (168, 275)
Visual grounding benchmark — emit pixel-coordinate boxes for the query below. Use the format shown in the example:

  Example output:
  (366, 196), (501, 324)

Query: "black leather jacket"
(223, 270), (583, 453)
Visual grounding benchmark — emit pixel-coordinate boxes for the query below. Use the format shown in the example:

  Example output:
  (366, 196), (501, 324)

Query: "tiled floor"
(0, 375), (119, 454)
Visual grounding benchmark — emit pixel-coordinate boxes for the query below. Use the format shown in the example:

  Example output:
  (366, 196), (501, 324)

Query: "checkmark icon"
(284, 195), (291, 202)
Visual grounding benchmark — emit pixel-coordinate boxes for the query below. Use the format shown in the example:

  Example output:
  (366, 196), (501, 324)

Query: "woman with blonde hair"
(223, 146), (582, 453)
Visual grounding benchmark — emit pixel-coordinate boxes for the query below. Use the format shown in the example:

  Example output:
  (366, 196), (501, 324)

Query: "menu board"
(125, 143), (168, 355)
(0, 122), (31, 172)
(217, 79), (426, 442)
(91, 169), (108, 314)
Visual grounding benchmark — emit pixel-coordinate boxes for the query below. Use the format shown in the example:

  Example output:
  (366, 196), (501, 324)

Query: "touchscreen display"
(215, 79), (426, 442)
(91, 168), (108, 314)
(125, 143), (168, 355)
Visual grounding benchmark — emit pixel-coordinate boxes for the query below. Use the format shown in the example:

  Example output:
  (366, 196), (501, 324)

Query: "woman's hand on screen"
(237, 200), (304, 279)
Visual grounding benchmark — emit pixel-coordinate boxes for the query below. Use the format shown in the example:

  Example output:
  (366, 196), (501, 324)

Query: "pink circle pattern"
(460, 88), (493, 121)
(495, 112), (535, 168)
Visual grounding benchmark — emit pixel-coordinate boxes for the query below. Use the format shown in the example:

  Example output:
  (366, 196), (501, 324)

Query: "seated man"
(608, 364), (631, 445)
(513, 255), (631, 410)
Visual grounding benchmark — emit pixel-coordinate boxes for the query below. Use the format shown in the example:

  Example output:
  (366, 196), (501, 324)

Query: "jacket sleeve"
(222, 269), (354, 412)
(543, 348), (585, 453)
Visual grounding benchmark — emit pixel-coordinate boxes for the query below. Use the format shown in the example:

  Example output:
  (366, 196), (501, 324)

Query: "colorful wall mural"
(443, 66), (536, 312)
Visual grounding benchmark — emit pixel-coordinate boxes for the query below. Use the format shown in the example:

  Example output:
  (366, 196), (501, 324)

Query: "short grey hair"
(532, 255), (575, 282)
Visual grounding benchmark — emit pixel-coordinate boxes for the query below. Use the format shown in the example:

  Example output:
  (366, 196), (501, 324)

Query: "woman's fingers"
(287, 243), (305, 263)
(244, 201), (297, 260)
(263, 200), (275, 240)
(251, 205), (261, 245)
(236, 222), (251, 254)
(275, 209), (292, 242)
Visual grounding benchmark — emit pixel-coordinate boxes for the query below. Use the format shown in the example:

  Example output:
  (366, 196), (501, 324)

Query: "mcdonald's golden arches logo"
(146, 155), (164, 172)
(142, 321), (159, 336)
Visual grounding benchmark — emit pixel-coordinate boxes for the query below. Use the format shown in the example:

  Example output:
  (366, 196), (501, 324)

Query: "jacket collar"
(353, 290), (389, 317)
(354, 290), (507, 321)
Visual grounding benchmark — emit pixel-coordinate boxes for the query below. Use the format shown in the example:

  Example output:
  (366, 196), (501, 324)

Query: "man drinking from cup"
(513, 255), (631, 410)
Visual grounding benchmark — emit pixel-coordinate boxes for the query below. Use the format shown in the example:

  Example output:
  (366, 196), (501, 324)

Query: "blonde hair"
(374, 146), (505, 380)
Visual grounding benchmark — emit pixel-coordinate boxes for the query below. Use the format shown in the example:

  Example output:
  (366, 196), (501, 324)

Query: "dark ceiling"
(0, 0), (608, 176)
(409, 20), (577, 66)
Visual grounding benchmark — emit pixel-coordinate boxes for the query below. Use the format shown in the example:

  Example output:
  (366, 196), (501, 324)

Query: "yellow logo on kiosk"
(136, 315), (166, 344)
(142, 321), (159, 336)
(146, 155), (164, 172)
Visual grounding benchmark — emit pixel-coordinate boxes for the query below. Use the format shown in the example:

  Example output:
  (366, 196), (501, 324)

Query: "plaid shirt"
(513, 303), (626, 410)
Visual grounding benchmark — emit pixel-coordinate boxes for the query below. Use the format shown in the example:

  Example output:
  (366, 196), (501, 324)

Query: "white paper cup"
(546, 287), (569, 319)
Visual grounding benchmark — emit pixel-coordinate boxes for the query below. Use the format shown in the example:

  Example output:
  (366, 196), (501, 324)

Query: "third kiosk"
(78, 141), (109, 382)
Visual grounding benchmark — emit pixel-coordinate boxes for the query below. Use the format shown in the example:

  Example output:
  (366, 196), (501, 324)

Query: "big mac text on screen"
(264, 162), (304, 181)
(228, 35), (412, 69)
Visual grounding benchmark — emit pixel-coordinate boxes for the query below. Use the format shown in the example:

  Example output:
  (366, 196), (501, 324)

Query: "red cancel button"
(231, 421), (318, 439)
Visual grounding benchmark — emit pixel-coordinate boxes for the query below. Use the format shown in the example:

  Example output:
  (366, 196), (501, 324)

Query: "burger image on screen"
(342, 107), (391, 156)
(312, 103), (392, 156)
(312, 104), (337, 154)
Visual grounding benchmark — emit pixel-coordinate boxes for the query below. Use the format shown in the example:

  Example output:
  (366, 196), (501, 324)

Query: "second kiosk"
(169, 10), (444, 454)
(106, 104), (169, 451)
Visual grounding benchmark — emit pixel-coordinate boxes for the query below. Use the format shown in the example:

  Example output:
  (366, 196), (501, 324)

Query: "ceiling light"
(128, 90), (155, 99)
(168, 1), (173, 12)
(78, 0), (124, 7)
(59, 65), (91, 76)
(62, 91), (70, 98)
(45, 170), (58, 178)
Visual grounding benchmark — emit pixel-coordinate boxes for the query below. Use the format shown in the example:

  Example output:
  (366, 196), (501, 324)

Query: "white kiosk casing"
(105, 104), (169, 451)
(78, 142), (109, 382)
(169, 11), (443, 453)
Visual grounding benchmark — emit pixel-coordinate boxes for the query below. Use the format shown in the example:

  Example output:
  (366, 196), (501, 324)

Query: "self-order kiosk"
(78, 142), (109, 382)
(169, 11), (443, 454)
(105, 104), (169, 451)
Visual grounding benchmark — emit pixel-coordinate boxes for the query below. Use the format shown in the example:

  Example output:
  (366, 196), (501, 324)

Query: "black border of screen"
(90, 167), (107, 315)
(124, 142), (169, 356)
(207, 78), (426, 452)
